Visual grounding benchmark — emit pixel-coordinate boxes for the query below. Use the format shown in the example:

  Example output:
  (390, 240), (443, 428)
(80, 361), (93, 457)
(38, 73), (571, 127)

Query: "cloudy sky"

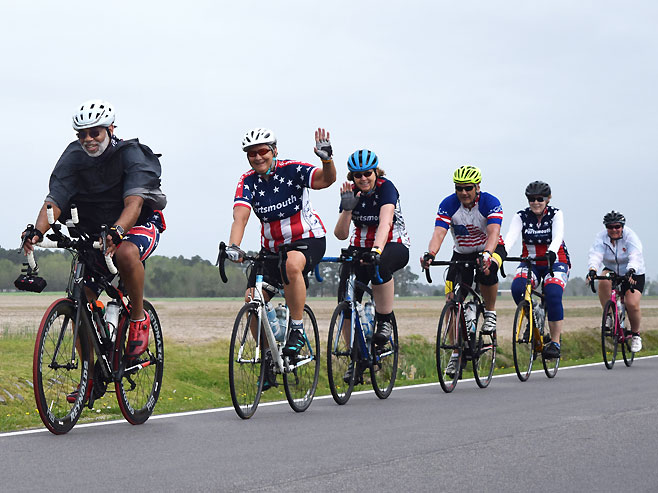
(1, 1), (655, 280)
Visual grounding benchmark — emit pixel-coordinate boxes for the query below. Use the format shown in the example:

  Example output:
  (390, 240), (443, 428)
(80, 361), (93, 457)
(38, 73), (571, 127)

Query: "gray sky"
(1, 0), (655, 280)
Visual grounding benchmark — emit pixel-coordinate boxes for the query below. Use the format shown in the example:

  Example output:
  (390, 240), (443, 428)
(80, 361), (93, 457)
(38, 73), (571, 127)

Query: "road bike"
(18, 205), (164, 434)
(320, 249), (399, 405)
(425, 258), (496, 393)
(589, 272), (634, 369)
(218, 242), (320, 419)
(505, 256), (558, 381)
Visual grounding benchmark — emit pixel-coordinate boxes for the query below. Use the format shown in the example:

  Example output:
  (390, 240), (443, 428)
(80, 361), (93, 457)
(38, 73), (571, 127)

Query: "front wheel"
(115, 300), (164, 425)
(370, 312), (399, 399)
(327, 302), (354, 405)
(512, 301), (534, 382)
(541, 311), (559, 378)
(473, 306), (496, 388)
(601, 300), (617, 369)
(621, 330), (635, 367)
(33, 298), (91, 435)
(436, 303), (461, 393)
(284, 304), (320, 412)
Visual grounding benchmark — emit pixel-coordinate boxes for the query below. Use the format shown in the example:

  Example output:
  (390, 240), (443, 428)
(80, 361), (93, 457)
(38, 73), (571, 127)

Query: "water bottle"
(464, 302), (477, 335)
(105, 300), (121, 342)
(617, 298), (626, 329)
(533, 304), (545, 334)
(364, 301), (375, 331)
(356, 303), (373, 340)
(275, 304), (288, 341)
(265, 302), (284, 342)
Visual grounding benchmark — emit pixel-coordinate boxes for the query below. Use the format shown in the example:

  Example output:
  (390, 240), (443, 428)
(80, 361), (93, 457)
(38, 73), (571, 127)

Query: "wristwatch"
(113, 225), (125, 237)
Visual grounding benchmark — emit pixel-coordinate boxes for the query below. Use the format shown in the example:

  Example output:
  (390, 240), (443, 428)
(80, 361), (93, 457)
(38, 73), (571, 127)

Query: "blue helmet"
(347, 149), (378, 172)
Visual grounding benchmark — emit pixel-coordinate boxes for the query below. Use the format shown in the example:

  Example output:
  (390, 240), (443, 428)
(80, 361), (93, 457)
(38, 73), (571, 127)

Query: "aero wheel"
(284, 304), (320, 412)
(436, 303), (461, 393)
(370, 312), (399, 399)
(33, 298), (91, 435)
(115, 300), (164, 425)
(327, 302), (354, 405)
(229, 303), (264, 419)
(601, 300), (617, 369)
(473, 306), (496, 388)
(621, 330), (635, 367)
(512, 301), (534, 382)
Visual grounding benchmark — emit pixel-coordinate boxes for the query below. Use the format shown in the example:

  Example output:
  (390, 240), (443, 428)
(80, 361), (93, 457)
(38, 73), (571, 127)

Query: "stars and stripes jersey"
(504, 206), (570, 267)
(234, 159), (326, 252)
(340, 177), (411, 249)
(435, 192), (504, 254)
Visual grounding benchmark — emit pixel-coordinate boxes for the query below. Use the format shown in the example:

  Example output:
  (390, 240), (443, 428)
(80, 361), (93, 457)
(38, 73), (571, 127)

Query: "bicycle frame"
(510, 257), (547, 351)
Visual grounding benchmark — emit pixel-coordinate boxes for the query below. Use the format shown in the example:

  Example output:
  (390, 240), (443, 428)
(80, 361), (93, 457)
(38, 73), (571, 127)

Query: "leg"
(624, 290), (642, 334)
(597, 279), (612, 309)
(282, 250), (307, 321)
(114, 241), (145, 320)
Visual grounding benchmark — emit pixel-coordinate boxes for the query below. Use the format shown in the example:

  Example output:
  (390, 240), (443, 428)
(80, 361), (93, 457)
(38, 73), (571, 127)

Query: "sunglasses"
(455, 185), (475, 192)
(246, 148), (271, 158)
(352, 170), (373, 179)
(76, 128), (103, 140)
(606, 224), (623, 230)
(527, 196), (546, 203)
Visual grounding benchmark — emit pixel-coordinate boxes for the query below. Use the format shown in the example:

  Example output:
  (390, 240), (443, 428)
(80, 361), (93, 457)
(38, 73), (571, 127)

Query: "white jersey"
(587, 226), (645, 275)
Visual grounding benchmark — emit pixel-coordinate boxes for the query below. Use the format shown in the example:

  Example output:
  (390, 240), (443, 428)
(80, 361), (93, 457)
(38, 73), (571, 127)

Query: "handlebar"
(423, 259), (477, 284)
(588, 272), (635, 294)
(502, 255), (551, 279)
(315, 249), (383, 284)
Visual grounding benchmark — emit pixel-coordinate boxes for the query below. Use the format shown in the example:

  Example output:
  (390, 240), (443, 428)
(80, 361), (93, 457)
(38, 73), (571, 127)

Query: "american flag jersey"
(518, 206), (570, 267)
(234, 159), (326, 252)
(340, 177), (411, 249)
(435, 192), (504, 254)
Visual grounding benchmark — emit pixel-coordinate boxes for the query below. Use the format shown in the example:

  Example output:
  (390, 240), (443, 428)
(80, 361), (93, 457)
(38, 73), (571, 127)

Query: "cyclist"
(226, 127), (336, 389)
(504, 181), (570, 359)
(586, 211), (645, 353)
(420, 165), (506, 376)
(334, 149), (410, 381)
(21, 100), (166, 364)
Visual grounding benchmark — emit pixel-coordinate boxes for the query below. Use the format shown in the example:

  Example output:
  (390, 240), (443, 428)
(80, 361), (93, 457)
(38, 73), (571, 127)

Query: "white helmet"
(72, 100), (116, 130)
(241, 128), (276, 150)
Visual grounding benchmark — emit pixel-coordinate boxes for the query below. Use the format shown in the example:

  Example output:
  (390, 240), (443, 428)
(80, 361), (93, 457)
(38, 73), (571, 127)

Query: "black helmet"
(603, 210), (626, 226)
(525, 180), (551, 197)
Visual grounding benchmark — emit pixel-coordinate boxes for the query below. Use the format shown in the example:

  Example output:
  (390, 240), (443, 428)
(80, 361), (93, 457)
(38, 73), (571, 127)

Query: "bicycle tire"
(115, 300), (164, 425)
(601, 300), (617, 369)
(436, 303), (461, 393)
(370, 312), (399, 399)
(327, 301), (354, 405)
(33, 298), (91, 435)
(473, 305), (496, 388)
(229, 303), (264, 419)
(621, 330), (635, 367)
(540, 309), (559, 378)
(512, 301), (534, 382)
(284, 304), (320, 412)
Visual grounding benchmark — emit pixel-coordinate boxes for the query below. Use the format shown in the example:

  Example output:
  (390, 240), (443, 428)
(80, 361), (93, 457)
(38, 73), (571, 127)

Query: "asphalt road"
(2, 356), (657, 492)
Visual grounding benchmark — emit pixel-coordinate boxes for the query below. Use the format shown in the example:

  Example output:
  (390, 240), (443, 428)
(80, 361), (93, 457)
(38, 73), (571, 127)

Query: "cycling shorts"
(446, 244), (507, 291)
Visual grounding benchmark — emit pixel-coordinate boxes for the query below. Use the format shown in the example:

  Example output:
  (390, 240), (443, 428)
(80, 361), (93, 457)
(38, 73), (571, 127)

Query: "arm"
(587, 232), (604, 271)
(548, 209), (564, 253)
(625, 229), (644, 273)
(373, 204), (394, 250)
(23, 201), (62, 254)
(106, 195), (144, 255)
(334, 210), (352, 240)
(310, 128), (336, 190)
(503, 213), (523, 253)
(428, 225), (449, 257)
(229, 205), (251, 247)
(484, 222), (501, 257)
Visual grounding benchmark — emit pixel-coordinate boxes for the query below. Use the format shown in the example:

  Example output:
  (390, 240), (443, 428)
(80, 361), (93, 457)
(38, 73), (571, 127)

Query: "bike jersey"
(435, 192), (504, 254)
(587, 226), (645, 275)
(340, 177), (411, 249)
(234, 159), (326, 252)
(504, 206), (570, 267)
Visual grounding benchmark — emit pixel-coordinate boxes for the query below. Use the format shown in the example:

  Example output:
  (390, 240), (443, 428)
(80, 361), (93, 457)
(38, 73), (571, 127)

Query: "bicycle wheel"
(33, 298), (91, 434)
(621, 330), (635, 367)
(327, 301), (354, 405)
(473, 306), (496, 388)
(115, 300), (164, 425)
(436, 303), (461, 393)
(284, 304), (320, 412)
(601, 300), (617, 369)
(512, 301), (534, 382)
(370, 312), (399, 399)
(229, 303), (264, 419)
(540, 309), (559, 378)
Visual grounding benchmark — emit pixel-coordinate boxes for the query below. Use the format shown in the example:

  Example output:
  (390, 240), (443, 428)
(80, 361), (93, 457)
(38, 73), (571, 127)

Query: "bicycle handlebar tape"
(14, 274), (47, 293)
(70, 204), (79, 224)
(46, 204), (55, 224)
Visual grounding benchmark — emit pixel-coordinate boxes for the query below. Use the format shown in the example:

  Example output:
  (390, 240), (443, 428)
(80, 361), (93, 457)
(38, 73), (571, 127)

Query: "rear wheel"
(33, 299), (90, 435)
(621, 330), (635, 367)
(115, 300), (164, 425)
(473, 306), (496, 388)
(601, 300), (617, 369)
(327, 302), (354, 405)
(512, 301), (534, 382)
(371, 312), (399, 399)
(229, 303), (264, 419)
(284, 305), (320, 412)
(436, 303), (461, 393)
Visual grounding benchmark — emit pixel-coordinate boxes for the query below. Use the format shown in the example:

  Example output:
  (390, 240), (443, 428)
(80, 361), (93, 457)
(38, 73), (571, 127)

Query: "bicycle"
(589, 272), (635, 369)
(425, 258), (497, 393)
(320, 249), (399, 405)
(18, 205), (164, 435)
(504, 256), (559, 381)
(218, 241), (320, 419)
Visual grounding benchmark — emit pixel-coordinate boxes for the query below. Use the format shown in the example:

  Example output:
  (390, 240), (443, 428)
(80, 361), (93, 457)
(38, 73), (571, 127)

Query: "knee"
(115, 242), (140, 268)
(510, 277), (525, 304)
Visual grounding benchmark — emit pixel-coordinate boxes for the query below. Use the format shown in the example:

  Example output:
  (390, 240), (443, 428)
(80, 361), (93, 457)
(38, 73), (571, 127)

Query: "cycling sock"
(375, 311), (393, 323)
(291, 319), (303, 327)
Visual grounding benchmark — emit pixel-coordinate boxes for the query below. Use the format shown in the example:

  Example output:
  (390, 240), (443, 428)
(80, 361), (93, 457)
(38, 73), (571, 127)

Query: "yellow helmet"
(453, 165), (482, 184)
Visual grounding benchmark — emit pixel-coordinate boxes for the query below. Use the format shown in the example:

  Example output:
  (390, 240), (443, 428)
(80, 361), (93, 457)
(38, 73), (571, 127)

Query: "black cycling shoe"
(373, 321), (393, 347)
(261, 351), (278, 392)
(343, 361), (364, 385)
(282, 327), (305, 358)
(542, 341), (561, 359)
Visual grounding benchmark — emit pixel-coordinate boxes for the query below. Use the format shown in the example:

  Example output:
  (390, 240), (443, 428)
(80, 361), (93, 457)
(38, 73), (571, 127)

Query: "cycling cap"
(603, 210), (625, 226)
(525, 181), (551, 197)
(347, 149), (378, 172)
(242, 128), (277, 150)
(72, 100), (115, 130)
(453, 165), (482, 184)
